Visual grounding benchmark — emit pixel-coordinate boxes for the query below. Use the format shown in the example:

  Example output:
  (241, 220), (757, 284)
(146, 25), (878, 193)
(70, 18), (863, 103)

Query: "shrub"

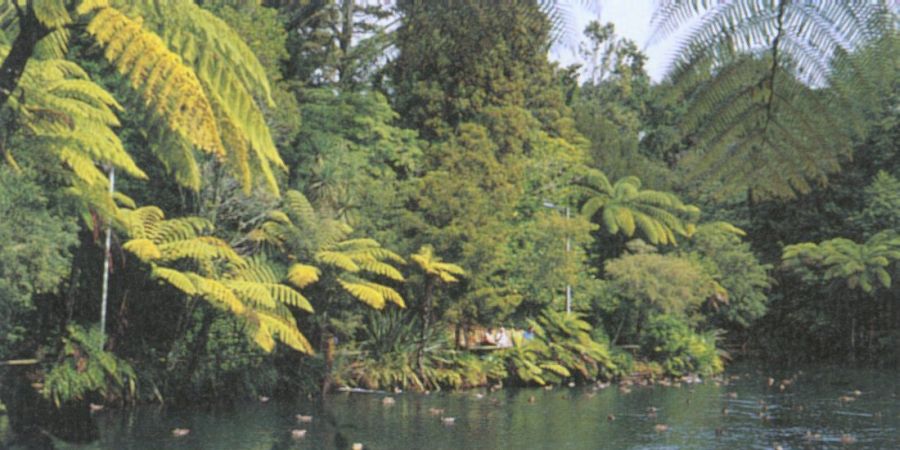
(639, 316), (723, 377)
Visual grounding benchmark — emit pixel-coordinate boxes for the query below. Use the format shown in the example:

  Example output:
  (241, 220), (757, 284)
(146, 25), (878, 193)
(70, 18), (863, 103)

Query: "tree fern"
(2, 52), (146, 183)
(1, 0), (285, 194)
(109, 0), (285, 193)
(783, 231), (900, 293)
(250, 189), (407, 310)
(575, 169), (699, 245)
(118, 205), (314, 353)
(672, 56), (853, 199)
(652, 0), (894, 199)
(85, 6), (224, 157)
(652, 0), (893, 86)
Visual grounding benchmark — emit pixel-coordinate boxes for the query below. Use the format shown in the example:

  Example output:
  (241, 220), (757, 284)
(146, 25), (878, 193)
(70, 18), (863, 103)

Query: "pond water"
(9, 363), (900, 449)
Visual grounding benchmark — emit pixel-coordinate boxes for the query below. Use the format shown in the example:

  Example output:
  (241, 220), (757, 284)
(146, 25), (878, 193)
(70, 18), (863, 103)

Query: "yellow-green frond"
(33, 0), (72, 28)
(267, 284), (313, 312)
(361, 281), (405, 308)
(316, 250), (360, 272)
(251, 311), (313, 354)
(223, 280), (276, 310)
(86, 7), (224, 156)
(151, 266), (197, 295)
(338, 278), (385, 309)
(357, 260), (404, 281)
(123, 238), (161, 262)
(286, 263), (319, 288)
(188, 274), (246, 315)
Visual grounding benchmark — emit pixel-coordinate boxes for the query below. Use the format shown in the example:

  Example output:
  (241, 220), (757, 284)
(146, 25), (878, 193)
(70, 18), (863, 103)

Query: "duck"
(851, 389), (862, 397)
(646, 406), (658, 419)
(296, 414), (313, 423)
(89, 403), (104, 413)
(352, 443), (364, 450)
(291, 429), (307, 439)
(773, 444), (783, 450)
(474, 393), (485, 400)
(726, 392), (738, 399)
(607, 414), (615, 422)
(441, 417), (456, 425)
(618, 385), (632, 394)
(568, 382), (576, 388)
(715, 427), (725, 437)
(654, 424), (669, 433)
(838, 395), (856, 404)
(382, 396), (396, 406)
(841, 434), (856, 445)
(171, 428), (190, 437)
(428, 408), (445, 416)
(258, 396), (270, 403)
(527, 395), (536, 404)
(804, 431), (822, 442)
(721, 407), (729, 416)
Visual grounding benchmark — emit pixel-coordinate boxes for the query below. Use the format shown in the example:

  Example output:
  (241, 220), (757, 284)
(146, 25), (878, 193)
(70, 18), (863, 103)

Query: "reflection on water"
(21, 363), (900, 449)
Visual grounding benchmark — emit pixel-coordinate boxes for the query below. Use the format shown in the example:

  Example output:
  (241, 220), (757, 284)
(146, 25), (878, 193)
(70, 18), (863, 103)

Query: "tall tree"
(392, 0), (592, 327)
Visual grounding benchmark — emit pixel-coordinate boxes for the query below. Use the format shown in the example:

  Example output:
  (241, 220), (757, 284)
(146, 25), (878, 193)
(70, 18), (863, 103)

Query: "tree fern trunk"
(321, 330), (335, 394)
(184, 308), (214, 384)
(417, 277), (434, 382)
(0, 7), (50, 110)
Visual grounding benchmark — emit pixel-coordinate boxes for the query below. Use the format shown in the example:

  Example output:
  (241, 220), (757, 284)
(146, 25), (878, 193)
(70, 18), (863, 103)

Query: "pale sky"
(549, 0), (683, 82)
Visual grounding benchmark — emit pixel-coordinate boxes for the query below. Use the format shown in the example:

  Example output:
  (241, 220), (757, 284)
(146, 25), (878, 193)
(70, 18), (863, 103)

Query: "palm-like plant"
(410, 244), (465, 376)
(652, 1), (892, 86)
(783, 232), (900, 294)
(783, 231), (900, 359)
(650, 1), (894, 199)
(577, 169), (699, 245)
(672, 56), (854, 200)
(120, 205), (314, 354)
(249, 190), (406, 310)
(0, 0), (283, 194)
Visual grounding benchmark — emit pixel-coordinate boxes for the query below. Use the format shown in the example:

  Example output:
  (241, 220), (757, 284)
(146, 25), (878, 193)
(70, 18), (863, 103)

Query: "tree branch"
(0, 4), (51, 110)
(763, 0), (788, 135)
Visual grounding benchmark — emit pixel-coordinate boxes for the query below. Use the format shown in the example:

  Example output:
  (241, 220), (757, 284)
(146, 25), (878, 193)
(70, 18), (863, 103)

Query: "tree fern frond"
(151, 216), (213, 243)
(111, 0), (284, 193)
(338, 278), (385, 309)
(188, 273), (246, 314)
(251, 311), (314, 353)
(33, 0), (71, 28)
(150, 265), (197, 295)
(266, 283), (313, 312)
(34, 26), (70, 59)
(223, 280), (276, 309)
(360, 281), (405, 308)
(286, 263), (319, 288)
(122, 238), (161, 262)
(316, 250), (360, 272)
(357, 260), (404, 281)
(86, 6), (224, 156)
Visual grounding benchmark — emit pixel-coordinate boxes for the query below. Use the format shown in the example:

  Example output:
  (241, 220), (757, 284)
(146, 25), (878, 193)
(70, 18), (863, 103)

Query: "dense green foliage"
(0, 1), (896, 444)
